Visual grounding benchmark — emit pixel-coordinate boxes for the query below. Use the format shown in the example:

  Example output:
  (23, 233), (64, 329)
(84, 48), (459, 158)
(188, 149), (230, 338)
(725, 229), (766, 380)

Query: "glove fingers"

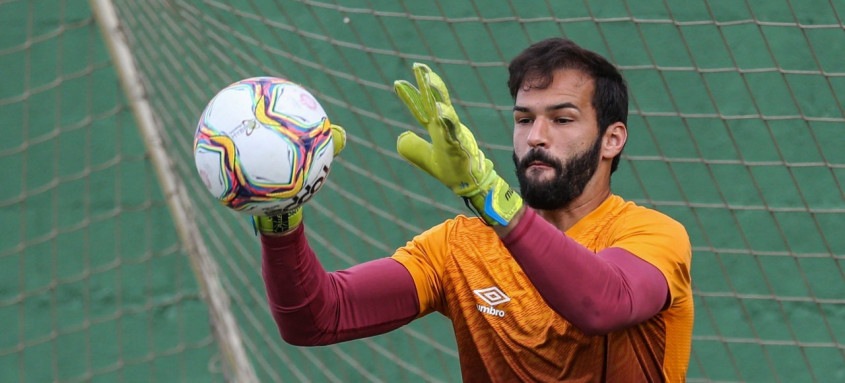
(394, 80), (430, 125)
(414, 64), (448, 140)
(436, 102), (463, 143)
(396, 75), (448, 147)
(413, 63), (451, 105)
(411, 63), (459, 146)
(396, 131), (436, 175)
(413, 63), (438, 113)
(330, 124), (347, 156)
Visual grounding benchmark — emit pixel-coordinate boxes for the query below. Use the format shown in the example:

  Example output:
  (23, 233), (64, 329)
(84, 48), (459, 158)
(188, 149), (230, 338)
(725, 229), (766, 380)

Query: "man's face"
(511, 69), (602, 210)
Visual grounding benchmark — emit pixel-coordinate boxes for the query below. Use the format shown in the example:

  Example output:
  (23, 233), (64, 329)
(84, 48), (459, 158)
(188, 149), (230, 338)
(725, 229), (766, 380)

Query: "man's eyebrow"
(513, 102), (580, 113)
(547, 102), (580, 112)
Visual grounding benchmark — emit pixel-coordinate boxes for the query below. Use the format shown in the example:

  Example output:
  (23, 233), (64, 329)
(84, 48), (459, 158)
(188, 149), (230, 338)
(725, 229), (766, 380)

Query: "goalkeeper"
(256, 38), (692, 382)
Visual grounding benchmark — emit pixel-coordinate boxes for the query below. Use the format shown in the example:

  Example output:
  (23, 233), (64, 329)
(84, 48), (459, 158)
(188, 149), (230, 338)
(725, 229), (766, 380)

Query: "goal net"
(5, 0), (844, 382)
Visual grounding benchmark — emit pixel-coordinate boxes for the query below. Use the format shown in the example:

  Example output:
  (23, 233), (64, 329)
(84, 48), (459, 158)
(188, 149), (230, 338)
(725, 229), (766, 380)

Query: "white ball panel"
(231, 125), (295, 185)
(194, 148), (228, 198)
(204, 85), (257, 135)
(273, 83), (327, 125)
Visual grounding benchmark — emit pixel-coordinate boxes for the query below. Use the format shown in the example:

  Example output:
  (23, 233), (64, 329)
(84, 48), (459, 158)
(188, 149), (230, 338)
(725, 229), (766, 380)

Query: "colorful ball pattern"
(193, 77), (334, 215)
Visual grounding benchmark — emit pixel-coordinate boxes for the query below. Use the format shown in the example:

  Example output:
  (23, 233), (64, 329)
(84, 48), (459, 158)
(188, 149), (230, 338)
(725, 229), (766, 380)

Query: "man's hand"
(394, 63), (522, 226)
(253, 124), (346, 235)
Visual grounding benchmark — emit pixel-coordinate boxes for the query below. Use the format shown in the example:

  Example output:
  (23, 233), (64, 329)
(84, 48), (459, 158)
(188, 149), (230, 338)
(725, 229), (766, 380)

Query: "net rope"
(4, 0), (843, 381)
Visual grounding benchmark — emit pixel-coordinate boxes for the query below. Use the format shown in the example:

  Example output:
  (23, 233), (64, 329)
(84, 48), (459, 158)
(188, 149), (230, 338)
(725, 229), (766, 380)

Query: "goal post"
(95, 1), (845, 381)
(5, 0), (842, 382)
(88, 0), (258, 382)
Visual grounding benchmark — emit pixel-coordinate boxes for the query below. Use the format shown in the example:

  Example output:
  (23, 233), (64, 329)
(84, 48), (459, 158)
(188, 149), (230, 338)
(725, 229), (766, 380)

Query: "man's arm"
(260, 225), (420, 346)
(501, 208), (669, 335)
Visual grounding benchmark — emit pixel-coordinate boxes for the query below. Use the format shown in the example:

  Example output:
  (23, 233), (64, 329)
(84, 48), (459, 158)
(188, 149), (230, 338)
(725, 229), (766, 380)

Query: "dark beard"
(512, 138), (602, 210)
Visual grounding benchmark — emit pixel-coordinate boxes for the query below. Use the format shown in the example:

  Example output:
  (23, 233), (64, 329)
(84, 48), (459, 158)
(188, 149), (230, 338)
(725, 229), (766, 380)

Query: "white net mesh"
(4, 0), (844, 381)
(0, 0), (224, 381)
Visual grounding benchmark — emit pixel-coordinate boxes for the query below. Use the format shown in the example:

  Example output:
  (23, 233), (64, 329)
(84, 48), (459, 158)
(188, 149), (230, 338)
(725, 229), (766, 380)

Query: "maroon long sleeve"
(261, 206), (669, 344)
(502, 208), (669, 335)
(260, 225), (419, 346)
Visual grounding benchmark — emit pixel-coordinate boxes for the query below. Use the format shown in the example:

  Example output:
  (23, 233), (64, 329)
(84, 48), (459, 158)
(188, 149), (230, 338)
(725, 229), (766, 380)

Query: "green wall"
(3, 1), (843, 382)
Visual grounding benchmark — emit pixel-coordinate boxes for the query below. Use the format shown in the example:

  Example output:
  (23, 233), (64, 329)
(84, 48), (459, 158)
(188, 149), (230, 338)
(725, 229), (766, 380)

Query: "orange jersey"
(392, 195), (693, 382)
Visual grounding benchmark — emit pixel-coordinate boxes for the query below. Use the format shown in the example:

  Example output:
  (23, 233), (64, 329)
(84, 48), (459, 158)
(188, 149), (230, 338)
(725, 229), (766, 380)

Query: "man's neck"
(536, 187), (612, 232)
(492, 168), (613, 238)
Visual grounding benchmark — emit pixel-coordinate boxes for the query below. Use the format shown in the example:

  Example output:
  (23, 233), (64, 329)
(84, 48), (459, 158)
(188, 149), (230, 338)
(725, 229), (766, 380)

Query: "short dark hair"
(507, 38), (628, 173)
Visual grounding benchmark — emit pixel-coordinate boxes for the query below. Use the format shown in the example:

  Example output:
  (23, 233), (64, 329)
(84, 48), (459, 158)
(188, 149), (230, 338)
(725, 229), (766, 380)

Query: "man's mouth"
(527, 161), (552, 169)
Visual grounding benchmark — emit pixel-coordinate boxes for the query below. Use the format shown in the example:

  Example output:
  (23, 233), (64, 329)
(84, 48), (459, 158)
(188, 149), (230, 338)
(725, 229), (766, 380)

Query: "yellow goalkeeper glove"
(252, 124), (346, 235)
(394, 63), (522, 226)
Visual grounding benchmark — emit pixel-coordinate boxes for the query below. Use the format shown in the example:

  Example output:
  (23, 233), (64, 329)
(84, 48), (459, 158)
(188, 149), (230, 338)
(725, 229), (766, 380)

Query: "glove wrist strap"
(252, 207), (303, 235)
(466, 176), (523, 226)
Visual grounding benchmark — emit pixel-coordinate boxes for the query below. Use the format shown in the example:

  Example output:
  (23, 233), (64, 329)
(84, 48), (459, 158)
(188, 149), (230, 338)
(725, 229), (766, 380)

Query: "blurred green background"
(1, 0), (843, 382)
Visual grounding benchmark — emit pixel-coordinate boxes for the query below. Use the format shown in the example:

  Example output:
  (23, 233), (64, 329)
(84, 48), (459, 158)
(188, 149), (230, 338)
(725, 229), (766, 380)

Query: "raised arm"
(502, 208), (669, 335)
(253, 124), (419, 346)
(260, 225), (420, 346)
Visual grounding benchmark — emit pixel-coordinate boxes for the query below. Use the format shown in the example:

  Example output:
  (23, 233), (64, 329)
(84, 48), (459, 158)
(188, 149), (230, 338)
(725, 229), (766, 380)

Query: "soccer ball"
(193, 77), (334, 215)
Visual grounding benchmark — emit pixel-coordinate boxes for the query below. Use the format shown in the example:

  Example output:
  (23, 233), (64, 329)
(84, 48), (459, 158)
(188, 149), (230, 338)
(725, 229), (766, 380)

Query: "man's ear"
(602, 122), (627, 160)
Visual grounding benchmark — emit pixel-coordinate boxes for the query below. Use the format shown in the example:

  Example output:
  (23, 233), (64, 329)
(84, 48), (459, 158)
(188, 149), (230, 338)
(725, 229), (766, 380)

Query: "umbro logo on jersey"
(474, 287), (511, 306)
(474, 287), (510, 318)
